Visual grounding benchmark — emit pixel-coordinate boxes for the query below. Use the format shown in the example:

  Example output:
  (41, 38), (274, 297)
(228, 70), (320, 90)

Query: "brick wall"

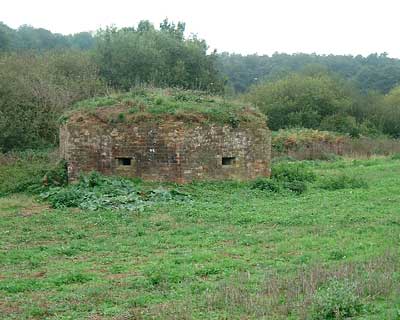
(60, 115), (271, 183)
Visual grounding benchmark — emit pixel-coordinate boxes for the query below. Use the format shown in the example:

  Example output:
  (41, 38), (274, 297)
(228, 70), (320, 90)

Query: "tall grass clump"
(318, 175), (368, 191)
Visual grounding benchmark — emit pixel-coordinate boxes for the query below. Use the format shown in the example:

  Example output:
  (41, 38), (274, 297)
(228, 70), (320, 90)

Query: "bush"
(272, 162), (316, 183)
(391, 153), (400, 160)
(43, 160), (68, 187)
(272, 129), (345, 153)
(283, 180), (307, 194)
(319, 175), (368, 190)
(250, 178), (281, 193)
(245, 73), (356, 132)
(251, 163), (315, 195)
(251, 173), (309, 195)
(320, 114), (361, 137)
(0, 51), (104, 152)
(0, 149), (57, 196)
(311, 279), (363, 319)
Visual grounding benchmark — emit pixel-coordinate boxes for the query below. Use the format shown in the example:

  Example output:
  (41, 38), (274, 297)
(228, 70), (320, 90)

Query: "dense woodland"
(1, 21), (400, 152)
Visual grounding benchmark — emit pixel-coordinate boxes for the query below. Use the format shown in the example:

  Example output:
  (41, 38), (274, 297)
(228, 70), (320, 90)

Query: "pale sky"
(1, 0), (399, 57)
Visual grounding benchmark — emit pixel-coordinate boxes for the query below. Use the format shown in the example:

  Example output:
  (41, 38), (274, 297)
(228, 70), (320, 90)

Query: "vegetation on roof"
(67, 87), (267, 126)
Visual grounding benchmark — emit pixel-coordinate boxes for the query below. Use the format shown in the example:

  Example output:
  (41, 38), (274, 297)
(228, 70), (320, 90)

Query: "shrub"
(251, 163), (315, 195)
(245, 74), (355, 132)
(391, 153), (400, 160)
(311, 279), (363, 319)
(272, 128), (400, 160)
(0, 149), (57, 196)
(250, 178), (281, 193)
(272, 162), (316, 183)
(0, 51), (105, 152)
(43, 160), (68, 187)
(319, 175), (368, 190)
(283, 180), (307, 194)
(320, 114), (361, 137)
(251, 176), (308, 195)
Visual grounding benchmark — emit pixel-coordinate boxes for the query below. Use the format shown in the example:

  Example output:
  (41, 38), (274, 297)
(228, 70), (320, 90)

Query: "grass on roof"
(68, 87), (267, 126)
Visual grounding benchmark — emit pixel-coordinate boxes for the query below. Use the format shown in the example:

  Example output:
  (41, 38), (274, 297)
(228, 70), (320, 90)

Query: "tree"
(379, 86), (400, 137)
(245, 73), (355, 132)
(94, 21), (224, 92)
(0, 51), (105, 151)
(160, 18), (185, 40)
(0, 22), (12, 51)
(68, 32), (95, 50)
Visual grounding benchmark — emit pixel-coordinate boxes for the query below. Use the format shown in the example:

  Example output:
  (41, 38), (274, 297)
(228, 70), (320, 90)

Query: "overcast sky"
(1, 0), (399, 57)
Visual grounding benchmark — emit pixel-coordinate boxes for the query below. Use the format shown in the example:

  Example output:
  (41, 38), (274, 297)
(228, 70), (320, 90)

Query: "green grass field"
(1, 157), (400, 319)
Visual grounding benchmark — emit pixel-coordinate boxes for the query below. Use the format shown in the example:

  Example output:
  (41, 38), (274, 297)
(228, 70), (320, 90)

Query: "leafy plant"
(311, 279), (363, 319)
(43, 160), (68, 187)
(39, 171), (189, 211)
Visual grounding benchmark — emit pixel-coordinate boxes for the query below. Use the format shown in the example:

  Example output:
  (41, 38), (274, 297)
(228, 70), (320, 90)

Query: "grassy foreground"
(1, 158), (400, 319)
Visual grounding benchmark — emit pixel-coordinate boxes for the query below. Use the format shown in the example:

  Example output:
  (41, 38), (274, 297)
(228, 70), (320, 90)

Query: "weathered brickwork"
(60, 113), (271, 183)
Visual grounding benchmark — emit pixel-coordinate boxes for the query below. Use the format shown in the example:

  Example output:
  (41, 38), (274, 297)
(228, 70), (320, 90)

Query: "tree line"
(1, 20), (400, 152)
(3, 22), (400, 94)
(218, 52), (400, 94)
(0, 22), (95, 51)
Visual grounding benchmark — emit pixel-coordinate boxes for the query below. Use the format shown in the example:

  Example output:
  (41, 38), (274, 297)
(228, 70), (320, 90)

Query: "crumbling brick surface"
(60, 115), (271, 183)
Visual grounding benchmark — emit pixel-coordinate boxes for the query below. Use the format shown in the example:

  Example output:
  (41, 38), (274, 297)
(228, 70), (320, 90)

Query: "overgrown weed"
(251, 162), (316, 195)
(39, 171), (189, 211)
(318, 175), (368, 190)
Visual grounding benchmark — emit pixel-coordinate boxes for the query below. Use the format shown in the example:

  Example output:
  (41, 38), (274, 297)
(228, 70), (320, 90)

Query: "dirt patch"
(19, 203), (50, 217)
(149, 213), (176, 223)
(0, 195), (49, 217)
(32, 271), (47, 278)
(0, 301), (21, 315)
(105, 271), (140, 280)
